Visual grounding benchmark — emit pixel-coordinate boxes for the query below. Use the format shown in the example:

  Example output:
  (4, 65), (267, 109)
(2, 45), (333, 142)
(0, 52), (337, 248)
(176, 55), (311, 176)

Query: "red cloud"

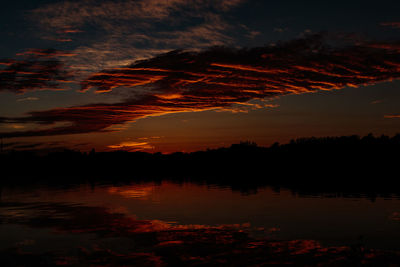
(1, 34), (400, 138)
(384, 114), (400, 119)
(16, 48), (77, 57)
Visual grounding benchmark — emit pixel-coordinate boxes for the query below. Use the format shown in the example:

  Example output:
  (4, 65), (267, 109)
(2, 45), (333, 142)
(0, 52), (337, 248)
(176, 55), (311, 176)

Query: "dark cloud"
(1, 34), (400, 138)
(1, 142), (21, 149)
(0, 95), (220, 137)
(0, 141), (71, 151)
(380, 22), (400, 29)
(0, 49), (74, 94)
(10, 142), (45, 150)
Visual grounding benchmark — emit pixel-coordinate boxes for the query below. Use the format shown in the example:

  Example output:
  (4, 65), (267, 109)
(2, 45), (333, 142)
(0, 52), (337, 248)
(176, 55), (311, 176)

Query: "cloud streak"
(30, 0), (246, 75)
(82, 35), (400, 95)
(31, 0), (244, 30)
(108, 141), (154, 151)
(384, 114), (400, 119)
(1, 34), (400, 138)
(0, 49), (74, 94)
(381, 22), (400, 29)
(17, 97), (40, 102)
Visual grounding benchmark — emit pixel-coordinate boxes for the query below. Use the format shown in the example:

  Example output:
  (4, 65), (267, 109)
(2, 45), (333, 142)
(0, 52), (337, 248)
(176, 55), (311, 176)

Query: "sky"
(0, 0), (400, 153)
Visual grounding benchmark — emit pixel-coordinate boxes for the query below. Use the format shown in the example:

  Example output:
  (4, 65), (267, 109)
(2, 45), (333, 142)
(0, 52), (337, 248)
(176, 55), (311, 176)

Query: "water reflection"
(1, 200), (400, 266)
(1, 181), (400, 266)
(108, 185), (156, 200)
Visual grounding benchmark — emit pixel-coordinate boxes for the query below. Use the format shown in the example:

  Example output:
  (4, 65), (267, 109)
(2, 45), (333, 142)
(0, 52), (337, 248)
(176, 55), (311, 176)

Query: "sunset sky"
(1, 0), (400, 153)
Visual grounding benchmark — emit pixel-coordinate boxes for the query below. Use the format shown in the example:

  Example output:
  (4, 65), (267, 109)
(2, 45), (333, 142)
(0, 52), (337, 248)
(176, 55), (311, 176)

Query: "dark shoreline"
(1, 134), (400, 198)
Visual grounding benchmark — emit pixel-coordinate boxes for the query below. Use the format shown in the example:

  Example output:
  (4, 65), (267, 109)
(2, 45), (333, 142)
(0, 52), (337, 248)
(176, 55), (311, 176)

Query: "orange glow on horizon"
(108, 141), (154, 151)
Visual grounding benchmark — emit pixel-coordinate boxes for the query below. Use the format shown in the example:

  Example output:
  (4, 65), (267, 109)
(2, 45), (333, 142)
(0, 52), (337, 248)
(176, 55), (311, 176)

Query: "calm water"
(1, 181), (400, 265)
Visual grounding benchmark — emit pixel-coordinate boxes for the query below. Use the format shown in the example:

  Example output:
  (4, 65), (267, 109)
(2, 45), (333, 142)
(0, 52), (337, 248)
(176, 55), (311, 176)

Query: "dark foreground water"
(1, 181), (400, 266)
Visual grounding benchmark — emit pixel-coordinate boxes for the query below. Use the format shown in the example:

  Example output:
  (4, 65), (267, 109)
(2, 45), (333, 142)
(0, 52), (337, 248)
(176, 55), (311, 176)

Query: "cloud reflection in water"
(1, 201), (400, 266)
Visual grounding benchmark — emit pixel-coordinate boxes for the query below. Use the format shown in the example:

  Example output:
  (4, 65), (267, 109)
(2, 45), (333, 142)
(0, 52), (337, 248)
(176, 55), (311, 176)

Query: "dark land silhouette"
(1, 133), (400, 197)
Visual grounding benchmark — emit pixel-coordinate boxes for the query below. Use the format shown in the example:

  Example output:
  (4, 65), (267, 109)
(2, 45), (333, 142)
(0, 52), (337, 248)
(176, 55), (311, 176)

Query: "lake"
(1, 181), (400, 265)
